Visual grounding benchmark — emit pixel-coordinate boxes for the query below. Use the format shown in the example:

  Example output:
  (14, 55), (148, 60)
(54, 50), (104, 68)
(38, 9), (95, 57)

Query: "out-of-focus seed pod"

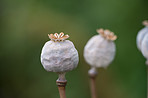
(84, 29), (117, 98)
(84, 28), (117, 68)
(141, 33), (148, 65)
(136, 20), (148, 51)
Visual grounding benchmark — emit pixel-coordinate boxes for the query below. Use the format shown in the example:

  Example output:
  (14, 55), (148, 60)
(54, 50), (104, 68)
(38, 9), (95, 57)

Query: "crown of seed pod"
(84, 28), (117, 68)
(136, 20), (148, 51)
(41, 32), (79, 73)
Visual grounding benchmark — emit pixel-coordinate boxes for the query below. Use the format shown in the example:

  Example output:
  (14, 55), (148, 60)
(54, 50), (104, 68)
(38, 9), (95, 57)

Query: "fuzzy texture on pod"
(84, 29), (117, 68)
(141, 33), (148, 62)
(41, 32), (79, 73)
(136, 21), (148, 50)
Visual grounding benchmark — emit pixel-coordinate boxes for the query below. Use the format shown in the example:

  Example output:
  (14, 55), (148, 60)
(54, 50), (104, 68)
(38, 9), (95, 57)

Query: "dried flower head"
(97, 28), (117, 41)
(142, 20), (148, 27)
(48, 32), (69, 42)
(141, 33), (148, 65)
(41, 33), (79, 73)
(84, 28), (117, 68)
(137, 20), (148, 51)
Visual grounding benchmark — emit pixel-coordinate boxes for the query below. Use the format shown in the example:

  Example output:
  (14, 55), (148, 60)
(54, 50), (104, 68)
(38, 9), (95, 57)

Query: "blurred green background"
(0, 0), (148, 98)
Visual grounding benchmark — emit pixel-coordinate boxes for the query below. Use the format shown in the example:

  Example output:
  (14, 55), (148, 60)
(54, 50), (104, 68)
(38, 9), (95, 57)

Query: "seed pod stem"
(147, 67), (148, 98)
(146, 60), (148, 66)
(56, 73), (67, 98)
(88, 67), (98, 98)
(57, 85), (66, 98)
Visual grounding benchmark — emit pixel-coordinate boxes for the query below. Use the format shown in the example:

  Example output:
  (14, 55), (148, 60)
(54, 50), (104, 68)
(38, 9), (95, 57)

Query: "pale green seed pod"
(136, 20), (148, 51)
(141, 33), (148, 65)
(84, 29), (117, 68)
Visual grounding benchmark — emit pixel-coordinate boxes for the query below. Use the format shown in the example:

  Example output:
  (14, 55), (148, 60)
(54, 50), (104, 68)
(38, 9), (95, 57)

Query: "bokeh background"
(0, 0), (148, 98)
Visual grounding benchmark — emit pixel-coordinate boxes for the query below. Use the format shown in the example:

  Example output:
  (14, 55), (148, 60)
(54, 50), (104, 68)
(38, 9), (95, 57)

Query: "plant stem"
(88, 67), (98, 98)
(145, 60), (148, 98)
(56, 73), (67, 98)
(146, 60), (148, 98)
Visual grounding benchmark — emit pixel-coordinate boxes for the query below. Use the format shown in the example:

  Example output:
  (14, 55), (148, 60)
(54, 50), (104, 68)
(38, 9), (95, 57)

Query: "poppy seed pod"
(41, 32), (79, 73)
(141, 33), (148, 65)
(136, 20), (148, 50)
(84, 29), (117, 68)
